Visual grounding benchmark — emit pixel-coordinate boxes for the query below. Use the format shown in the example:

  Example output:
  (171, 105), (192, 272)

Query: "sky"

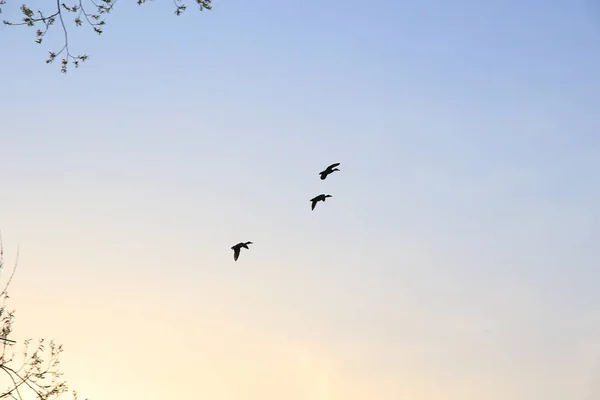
(0, 0), (599, 399)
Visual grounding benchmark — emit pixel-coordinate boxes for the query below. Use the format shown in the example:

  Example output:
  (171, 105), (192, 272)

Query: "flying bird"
(319, 163), (340, 180)
(310, 194), (332, 210)
(231, 241), (253, 261)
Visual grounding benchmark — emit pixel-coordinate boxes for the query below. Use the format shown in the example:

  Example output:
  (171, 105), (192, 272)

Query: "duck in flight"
(310, 194), (332, 210)
(319, 163), (340, 180)
(231, 241), (253, 261)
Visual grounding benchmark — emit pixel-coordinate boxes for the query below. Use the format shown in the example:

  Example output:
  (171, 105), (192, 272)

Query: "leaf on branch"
(20, 5), (34, 18)
(46, 51), (56, 64)
(7, 0), (211, 72)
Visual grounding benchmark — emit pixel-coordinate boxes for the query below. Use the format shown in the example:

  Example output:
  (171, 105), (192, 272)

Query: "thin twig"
(0, 366), (24, 400)
(0, 247), (18, 298)
(2, 364), (45, 398)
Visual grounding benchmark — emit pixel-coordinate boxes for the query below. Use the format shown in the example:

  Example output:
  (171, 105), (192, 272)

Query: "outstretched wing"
(327, 162), (340, 170)
(233, 247), (240, 261)
(311, 200), (317, 210)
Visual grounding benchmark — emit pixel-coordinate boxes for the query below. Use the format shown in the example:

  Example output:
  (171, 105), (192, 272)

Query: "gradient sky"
(1, 0), (599, 399)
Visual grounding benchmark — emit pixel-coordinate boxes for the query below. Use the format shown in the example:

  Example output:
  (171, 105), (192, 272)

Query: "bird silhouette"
(231, 241), (253, 261)
(310, 194), (332, 210)
(319, 163), (340, 180)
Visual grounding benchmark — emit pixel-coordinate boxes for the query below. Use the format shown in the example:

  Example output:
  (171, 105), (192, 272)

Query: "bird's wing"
(233, 247), (240, 261)
(311, 200), (317, 210)
(245, 241), (253, 245)
(328, 163), (340, 170)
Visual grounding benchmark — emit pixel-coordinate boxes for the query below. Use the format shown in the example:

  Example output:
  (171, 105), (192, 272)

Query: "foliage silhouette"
(0, 233), (86, 400)
(3, 0), (212, 73)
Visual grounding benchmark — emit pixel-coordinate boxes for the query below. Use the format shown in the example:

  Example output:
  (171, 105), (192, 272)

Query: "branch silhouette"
(3, 0), (212, 73)
(0, 233), (86, 400)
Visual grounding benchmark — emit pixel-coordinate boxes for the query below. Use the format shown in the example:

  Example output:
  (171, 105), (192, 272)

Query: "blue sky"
(1, 1), (599, 399)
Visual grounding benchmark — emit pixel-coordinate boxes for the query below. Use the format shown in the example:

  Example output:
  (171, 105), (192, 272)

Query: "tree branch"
(0, 237), (82, 399)
(0, 366), (25, 400)
(4, 0), (212, 73)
